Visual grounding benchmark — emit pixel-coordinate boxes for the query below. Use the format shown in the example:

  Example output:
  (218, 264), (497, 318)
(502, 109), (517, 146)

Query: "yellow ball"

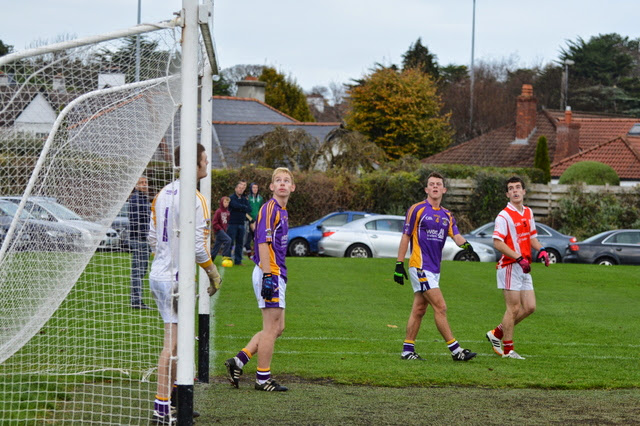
(222, 259), (233, 268)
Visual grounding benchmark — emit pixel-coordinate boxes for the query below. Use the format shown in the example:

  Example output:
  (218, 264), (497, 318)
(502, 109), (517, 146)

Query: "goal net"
(0, 20), (201, 424)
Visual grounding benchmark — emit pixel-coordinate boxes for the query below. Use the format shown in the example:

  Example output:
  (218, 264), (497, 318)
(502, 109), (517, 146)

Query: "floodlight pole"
(135, 0), (141, 82)
(176, 0), (199, 424)
(469, 0), (476, 135)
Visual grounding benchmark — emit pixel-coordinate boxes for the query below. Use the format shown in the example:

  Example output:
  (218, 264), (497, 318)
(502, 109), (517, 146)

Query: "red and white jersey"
(149, 179), (212, 282)
(493, 202), (537, 269)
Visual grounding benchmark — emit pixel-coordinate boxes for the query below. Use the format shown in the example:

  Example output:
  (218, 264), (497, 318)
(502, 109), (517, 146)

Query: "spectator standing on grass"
(128, 176), (151, 309)
(148, 143), (221, 423)
(225, 180), (251, 266)
(393, 172), (477, 362)
(485, 176), (550, 360)
(211, 196), (232, 261)
(224, 167), (295, 392)
(244, 182), (263, 255)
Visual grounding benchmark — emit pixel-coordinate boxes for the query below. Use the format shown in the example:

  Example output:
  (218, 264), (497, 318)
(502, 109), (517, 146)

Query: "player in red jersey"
(486, 176), (550, 360)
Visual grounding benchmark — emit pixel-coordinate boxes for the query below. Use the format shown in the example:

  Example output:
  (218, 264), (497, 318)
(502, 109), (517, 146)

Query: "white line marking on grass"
(214, 335), (640, 348)
(210, 349), (639, 361)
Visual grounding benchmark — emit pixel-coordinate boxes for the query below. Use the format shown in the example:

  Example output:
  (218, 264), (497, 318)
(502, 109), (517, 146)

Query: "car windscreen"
(0, 201), (34, 220)
(37, 201), (83, 221)
(582, 231), (611, 243)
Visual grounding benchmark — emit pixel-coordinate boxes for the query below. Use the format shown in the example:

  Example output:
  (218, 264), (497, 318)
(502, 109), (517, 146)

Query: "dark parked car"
(564, 229), (640, 265)
(0, 199), (84, 252)
(111, 201), (130, 251)
(463, 221), (576, 264)
(287, 211), (376, 256)
(2, 196), (120, 250)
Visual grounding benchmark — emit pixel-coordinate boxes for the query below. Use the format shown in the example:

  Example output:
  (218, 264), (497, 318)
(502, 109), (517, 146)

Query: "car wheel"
(453, 250), (480, 261)
(288, 239), (309, 257)
(545, 248), (561, 264)
(595, 256), (616, 266)
(346, 244), (372, 258)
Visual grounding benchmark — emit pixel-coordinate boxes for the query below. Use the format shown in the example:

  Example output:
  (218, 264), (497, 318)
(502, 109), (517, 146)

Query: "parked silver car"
(2, 197), (120, 250)
(318, 214), (495, 261)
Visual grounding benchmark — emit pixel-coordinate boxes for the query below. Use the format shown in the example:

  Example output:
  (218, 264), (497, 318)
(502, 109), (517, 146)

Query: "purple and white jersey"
(251, 198), (289, 279)
(403, 200), (459, 274)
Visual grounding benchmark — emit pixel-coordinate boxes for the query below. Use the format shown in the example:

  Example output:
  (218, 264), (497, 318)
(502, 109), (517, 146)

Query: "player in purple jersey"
(393, 172), (477, 362)
(224, 167), (295, 392)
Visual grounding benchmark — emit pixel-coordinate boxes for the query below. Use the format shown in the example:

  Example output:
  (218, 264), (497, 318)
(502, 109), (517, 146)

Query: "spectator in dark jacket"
(211, 196), (232, 261)
(128, 176), (151, 309)
(225, 180), (251, 265)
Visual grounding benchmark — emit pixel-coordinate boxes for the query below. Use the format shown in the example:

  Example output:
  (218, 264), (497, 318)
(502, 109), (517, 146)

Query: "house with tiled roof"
(423, 84), (640, 186)
(209, 92), (340, 169)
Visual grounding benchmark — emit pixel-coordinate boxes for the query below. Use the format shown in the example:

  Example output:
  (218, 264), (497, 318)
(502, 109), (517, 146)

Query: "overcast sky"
(3, 1), (639, 91)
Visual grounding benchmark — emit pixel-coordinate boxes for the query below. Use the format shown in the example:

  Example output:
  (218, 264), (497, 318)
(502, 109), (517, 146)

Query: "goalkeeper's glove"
(537, 248), (550, 267)
(515, 256), (531, 274)
(394, 261), (408, 285)
(261, 273), (274, 300)
(206, 266), (222, 296)
(460, 241), (474, 253)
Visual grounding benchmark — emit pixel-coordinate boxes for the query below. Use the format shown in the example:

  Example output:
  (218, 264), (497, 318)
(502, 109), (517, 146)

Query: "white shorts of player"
(497, 263), (534, 291)
(150, 279), (178, 323)
(409, 267), (440, 293)
(252, 265), (287, 309)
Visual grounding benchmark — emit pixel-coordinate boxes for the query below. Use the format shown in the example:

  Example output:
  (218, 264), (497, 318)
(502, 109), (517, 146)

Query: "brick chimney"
(236, 75), (266, 102)
(554, 106), (581, 161)
(515, 84), (537, 141)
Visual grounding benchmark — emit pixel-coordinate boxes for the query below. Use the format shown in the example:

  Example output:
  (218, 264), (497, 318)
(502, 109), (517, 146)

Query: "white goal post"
(0, 1), (216, 423)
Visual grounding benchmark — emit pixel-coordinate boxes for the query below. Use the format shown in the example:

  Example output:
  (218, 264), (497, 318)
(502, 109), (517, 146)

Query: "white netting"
(0, 24), (198, 424)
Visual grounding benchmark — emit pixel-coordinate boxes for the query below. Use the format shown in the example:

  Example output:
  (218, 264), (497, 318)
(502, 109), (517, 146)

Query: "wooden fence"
(445, 179), (636, 221)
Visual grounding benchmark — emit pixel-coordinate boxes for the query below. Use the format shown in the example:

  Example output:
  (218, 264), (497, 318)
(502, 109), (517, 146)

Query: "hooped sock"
(447, 338), (461, 355)
(256, 367), (271, 384)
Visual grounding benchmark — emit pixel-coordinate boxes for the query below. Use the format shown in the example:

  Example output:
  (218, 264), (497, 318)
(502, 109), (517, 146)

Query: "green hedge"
(203, 164), (542, 228)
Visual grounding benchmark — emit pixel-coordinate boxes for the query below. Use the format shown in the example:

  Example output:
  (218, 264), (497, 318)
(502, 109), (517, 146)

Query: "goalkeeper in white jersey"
(148, 143), (221, 424)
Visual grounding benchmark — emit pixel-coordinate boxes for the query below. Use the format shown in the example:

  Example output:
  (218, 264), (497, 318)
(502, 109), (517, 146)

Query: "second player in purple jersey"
(403, 201), (459, 274)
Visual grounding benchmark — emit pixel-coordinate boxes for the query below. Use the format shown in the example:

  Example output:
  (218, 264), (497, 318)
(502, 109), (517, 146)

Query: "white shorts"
(252, 265), (286, 309)
(409, 267), (440, 293)
(497, 263), (534, 291)
(150, 279), (178, 323)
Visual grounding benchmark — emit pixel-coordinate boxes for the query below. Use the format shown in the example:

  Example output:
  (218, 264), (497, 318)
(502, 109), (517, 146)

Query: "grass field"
(1, 255), (639, 424)
(196, 257), (640, 424)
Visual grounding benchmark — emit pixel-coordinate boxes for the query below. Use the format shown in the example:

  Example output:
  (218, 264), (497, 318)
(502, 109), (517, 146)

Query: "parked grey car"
(2, 197), (120, 251)
(318, 214), (496, 261)
(0, 199), (84, 251)
(564, 229), (640, 265)
(463, 221), (575, 264)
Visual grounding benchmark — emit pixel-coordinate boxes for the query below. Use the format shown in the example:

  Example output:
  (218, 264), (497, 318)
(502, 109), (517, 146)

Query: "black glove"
(261, 273), (274, 300)
(460, 241), (474, 253)
(394, 261), (408, 285)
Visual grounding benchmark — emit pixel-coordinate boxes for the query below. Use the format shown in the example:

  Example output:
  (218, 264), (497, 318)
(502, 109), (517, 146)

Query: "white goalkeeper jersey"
(149, 179), (213, 282)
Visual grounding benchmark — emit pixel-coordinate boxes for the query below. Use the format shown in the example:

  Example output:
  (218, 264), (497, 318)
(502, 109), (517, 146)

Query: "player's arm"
(393, 234), (410, 285)
(452, 233), (474, 252)
(531, 237), (550, 266)
(258, 242), (274, 299)
(493, 239), (520, 260)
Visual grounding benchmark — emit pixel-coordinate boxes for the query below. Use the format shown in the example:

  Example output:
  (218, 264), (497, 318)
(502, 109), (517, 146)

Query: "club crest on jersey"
(266, 228), (272, 239)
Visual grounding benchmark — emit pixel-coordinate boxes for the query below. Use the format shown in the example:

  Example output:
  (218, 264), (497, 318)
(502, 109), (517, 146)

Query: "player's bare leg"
(501, 290), (526, 359)
(401, 293), (428, 360)
(424, 289), (476, 361)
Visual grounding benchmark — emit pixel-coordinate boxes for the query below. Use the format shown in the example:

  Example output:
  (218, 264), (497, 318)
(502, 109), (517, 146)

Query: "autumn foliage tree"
(346, 67), (453, 159)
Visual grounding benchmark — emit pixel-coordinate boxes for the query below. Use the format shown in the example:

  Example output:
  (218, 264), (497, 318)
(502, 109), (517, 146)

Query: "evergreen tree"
(401, 38), (439, 79)
(534, 135), (551, 183)
(259, 67), (315, 122)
